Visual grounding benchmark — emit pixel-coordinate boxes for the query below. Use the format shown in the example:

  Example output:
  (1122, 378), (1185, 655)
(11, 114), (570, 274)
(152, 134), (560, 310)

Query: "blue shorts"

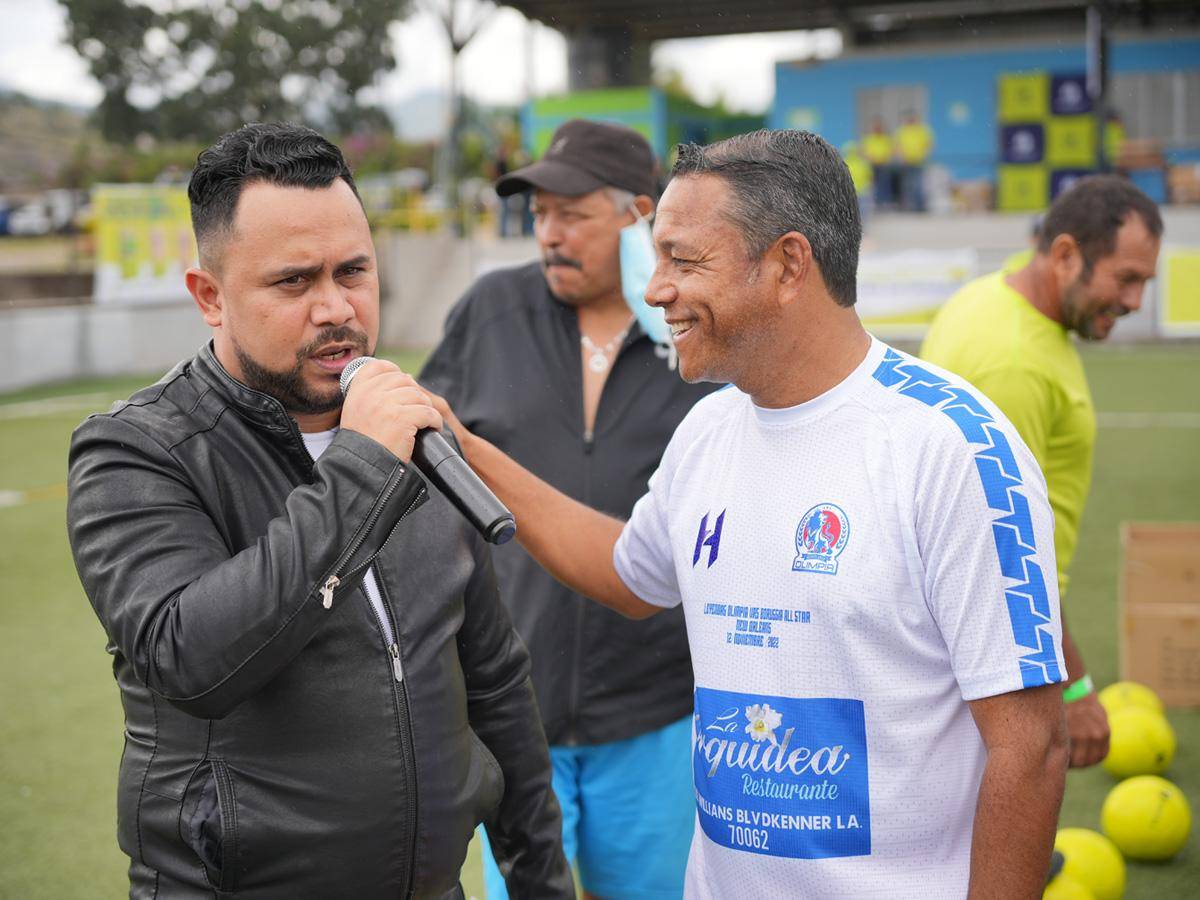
(480, 715), (694, 899)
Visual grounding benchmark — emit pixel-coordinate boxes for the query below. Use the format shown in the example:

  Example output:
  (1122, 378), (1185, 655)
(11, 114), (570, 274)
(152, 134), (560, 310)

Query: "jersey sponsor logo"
(792, 503), (850, 575)
(693, 509), (725, 568)
(693, 687), (871, 860)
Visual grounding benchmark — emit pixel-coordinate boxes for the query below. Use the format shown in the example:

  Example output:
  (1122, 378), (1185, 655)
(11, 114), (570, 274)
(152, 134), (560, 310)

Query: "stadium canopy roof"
(502, 0), (1198, 45)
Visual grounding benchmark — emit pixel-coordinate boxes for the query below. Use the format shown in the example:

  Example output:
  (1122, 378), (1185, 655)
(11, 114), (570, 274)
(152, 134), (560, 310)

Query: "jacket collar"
(192, 341), (306, 436)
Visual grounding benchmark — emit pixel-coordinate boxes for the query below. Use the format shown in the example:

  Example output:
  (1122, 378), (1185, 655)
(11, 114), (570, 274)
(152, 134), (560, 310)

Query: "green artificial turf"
(1, 344), (1197, 898)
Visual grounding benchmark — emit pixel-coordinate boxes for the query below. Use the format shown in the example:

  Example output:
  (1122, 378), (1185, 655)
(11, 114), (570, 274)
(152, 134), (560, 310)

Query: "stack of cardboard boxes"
(1121, 523), (1200, 708)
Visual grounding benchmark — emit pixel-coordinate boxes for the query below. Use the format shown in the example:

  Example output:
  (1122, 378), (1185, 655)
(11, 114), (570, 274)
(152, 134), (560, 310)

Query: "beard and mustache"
(1061, 275), (1128, 341)
(232, 325), (371, 416)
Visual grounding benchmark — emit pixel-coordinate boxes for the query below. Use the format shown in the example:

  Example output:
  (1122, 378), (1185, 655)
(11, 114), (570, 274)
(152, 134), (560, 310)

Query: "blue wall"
(771, 36), (1200, 182)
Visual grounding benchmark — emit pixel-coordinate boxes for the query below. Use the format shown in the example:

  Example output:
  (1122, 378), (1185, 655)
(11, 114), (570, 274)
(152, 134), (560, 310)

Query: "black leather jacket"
(67, 344), (572, 899)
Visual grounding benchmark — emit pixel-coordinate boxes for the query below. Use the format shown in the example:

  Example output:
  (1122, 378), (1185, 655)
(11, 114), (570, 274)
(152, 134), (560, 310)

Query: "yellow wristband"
(1062, 674), (1094, 704)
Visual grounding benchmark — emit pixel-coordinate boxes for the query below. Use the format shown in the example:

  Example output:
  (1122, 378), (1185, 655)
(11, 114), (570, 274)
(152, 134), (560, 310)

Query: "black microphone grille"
(339, 355), (375, 396)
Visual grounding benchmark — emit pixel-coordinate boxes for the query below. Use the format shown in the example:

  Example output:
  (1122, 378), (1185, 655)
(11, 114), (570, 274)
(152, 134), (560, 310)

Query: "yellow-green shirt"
(920, 271), (1096, 596)
(1105, 120), (1126, 166)
(896, 122), (934, 164)
(845, 151), (874, 196)
(1001, 248), (1033, 274)
(863, 132), (893, 166)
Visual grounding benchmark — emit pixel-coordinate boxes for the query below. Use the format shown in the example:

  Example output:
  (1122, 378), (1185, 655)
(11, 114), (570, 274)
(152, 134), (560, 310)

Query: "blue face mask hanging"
(619, 212), (673, 350)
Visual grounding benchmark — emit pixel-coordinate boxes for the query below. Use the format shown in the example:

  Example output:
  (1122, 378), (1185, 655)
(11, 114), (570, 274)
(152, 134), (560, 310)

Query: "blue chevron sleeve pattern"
(871, 348), (1062, 688)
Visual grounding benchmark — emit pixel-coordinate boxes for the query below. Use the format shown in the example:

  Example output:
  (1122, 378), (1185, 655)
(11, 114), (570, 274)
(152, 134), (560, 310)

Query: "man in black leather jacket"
(66, 123), (572, 899)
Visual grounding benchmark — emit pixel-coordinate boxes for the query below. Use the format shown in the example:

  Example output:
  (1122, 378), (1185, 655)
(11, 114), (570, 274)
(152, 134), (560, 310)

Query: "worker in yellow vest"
(895, 110), (935, 212)
(1104, 110), (1126, 172)
(862, 116), (896, 209)
(842, 140), (874, 222)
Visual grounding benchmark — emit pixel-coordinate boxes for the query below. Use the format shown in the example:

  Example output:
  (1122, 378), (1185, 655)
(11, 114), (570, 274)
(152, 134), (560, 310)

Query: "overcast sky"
(0, 0), (840, 115)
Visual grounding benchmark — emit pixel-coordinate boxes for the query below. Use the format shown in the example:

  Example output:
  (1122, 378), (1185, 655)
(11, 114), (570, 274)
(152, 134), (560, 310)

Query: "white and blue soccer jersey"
(613, 337), (1064, 898)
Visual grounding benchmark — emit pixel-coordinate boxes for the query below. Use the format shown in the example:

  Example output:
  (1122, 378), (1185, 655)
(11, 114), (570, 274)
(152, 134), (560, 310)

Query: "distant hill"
(385, 89), (452, 143)
(0, 90), (93, 192)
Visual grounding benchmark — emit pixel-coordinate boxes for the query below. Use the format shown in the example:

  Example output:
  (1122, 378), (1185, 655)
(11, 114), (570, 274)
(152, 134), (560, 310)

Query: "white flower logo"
(744, 703), (783, 746)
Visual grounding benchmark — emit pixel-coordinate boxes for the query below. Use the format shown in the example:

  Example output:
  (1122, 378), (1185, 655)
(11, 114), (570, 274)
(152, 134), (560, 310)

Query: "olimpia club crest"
(793, 503), (850, 575)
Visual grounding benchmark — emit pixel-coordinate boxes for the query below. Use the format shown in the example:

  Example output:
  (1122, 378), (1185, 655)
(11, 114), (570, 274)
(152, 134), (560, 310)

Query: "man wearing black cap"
(421, 119), (718, 899)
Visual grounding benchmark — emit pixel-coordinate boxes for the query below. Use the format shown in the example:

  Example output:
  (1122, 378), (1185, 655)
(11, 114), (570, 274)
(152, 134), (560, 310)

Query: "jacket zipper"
(563, 432), (595, 746)
(316, 458), (417, 895)
(295, 421), (421, 613)
(566, 325), (635, 745)
(316, 478), (423, 612)
(287, 397), (417, 894)
(374, 576), (418, 899)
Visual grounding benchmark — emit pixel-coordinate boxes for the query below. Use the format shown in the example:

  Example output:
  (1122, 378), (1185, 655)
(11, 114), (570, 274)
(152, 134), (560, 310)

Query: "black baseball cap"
(496, 119), (659, 199)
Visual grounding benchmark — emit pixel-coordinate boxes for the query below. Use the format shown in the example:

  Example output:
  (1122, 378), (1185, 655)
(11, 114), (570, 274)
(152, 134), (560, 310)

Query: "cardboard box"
(1167, 164), (1200, 204)
(954, 180), (993, 213)
(1120, 523), (1200, 708)
(1116, 138), (1165, 171)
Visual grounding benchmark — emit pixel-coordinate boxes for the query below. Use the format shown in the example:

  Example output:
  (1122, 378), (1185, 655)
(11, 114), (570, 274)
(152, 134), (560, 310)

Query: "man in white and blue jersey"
(434, 129), (1069, 897)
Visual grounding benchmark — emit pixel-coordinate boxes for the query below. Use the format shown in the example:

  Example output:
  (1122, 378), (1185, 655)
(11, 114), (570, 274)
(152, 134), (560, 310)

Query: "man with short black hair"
(922, 175), (1164, 770)
(421, 118), (716, 900)
(67, 122), (571, 899)
(432, 128), (1070, 896)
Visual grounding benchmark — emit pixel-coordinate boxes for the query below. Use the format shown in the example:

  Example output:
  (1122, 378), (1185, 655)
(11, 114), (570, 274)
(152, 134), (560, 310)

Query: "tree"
(423, 0), (495, 232)
(60, 0), (411, 142)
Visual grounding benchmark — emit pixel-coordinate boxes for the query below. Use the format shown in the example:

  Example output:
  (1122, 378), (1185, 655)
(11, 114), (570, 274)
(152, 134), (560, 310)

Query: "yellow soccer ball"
(1043, 873), (1095, 900)
(1102, 707), (1175, 778)
(1101, 775), (1192, 861)
(1053, 828), (1125, 900)
(1098, 681), (1164, 717)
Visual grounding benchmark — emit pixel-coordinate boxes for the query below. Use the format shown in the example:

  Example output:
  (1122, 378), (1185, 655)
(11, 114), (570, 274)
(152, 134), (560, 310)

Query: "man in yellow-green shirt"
(895, 110), (934, 212)
(863, 117), (895, 209)
(922, 175), (1163, 768)
(842, 140), (874, 222)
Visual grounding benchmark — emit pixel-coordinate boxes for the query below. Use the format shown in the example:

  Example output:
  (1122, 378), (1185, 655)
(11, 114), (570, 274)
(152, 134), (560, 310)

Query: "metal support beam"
(566, 26), (651, 90)
(1086, 2), (1111, 172)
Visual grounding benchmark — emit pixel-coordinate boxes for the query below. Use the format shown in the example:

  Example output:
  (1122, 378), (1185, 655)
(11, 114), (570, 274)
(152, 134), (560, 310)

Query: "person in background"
(895, 109), (935, 212)
(1105, 110), (1128, 172)
(842, 140), (874, 225)
(922, 174), (1164, 770)
(421, 118), (717, 900)
(492, 142), (515, 238)
(862, 116), (895, 209)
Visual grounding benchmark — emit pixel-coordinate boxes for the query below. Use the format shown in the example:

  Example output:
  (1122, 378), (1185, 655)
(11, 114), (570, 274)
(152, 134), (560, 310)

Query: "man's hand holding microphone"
(340, 357), (515, 545)
(339, 358), (442, 464)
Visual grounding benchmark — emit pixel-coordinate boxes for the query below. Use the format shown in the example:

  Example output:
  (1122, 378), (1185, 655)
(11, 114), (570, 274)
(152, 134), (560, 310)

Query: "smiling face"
(1057, 213), (1160, 341)
(645, 174), (781, 387)
(532, 188), (632, 306)
(187, 179), (378, 429)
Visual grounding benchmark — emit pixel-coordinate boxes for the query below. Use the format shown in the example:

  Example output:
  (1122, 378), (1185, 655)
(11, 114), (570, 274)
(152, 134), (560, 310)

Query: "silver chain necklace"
(580, 320), (633, 373)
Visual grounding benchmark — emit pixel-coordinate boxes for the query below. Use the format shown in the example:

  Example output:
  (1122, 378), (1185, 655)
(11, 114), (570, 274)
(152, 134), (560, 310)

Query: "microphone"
(339, 356), (516, 545)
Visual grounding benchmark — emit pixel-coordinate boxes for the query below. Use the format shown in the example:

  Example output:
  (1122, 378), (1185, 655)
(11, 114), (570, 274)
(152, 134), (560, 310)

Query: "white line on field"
(0, 393), (113, 421)
(0, 483), (66, 508)
(1096, 412), (1200, 428)
(0, 489), (25, 508)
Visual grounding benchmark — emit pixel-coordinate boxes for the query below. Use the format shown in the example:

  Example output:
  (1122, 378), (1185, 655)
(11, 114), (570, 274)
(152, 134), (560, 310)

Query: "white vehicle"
(8, 203), (52, 236)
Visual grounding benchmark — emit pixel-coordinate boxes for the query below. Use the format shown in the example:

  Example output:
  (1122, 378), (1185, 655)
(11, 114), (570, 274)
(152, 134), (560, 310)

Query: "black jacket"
(420, 262), (719, 746)
(66, 343), (572, 899)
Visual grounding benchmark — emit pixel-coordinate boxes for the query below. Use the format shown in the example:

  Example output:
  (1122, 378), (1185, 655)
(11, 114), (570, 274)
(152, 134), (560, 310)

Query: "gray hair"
(671, 130), (861, 307)
(603, 186), (637, 213)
